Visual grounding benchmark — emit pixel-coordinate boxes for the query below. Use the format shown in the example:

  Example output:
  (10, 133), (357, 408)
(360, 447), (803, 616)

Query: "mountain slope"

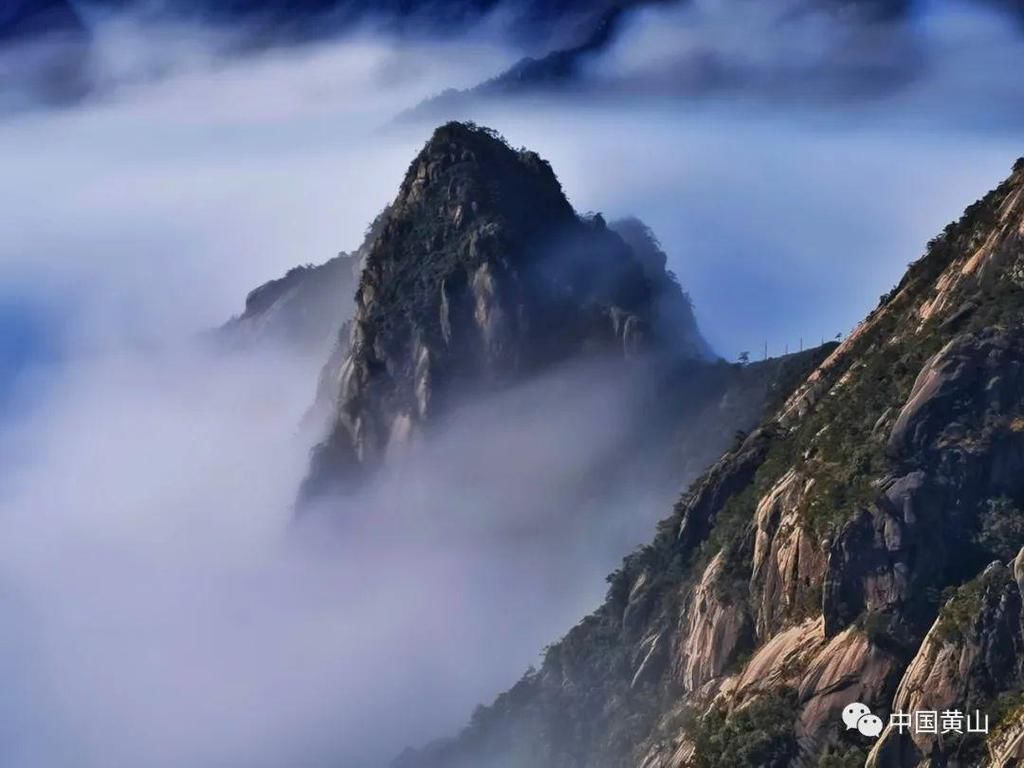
(219, 207), (388, 355)
(26, 0), (625, 45)
(219, 254), (358, 353)
(299, 121), (715, 501)
(294, 122), (830, 524)
(395, 159), (1024, 768)
(401, 0), (918, 121)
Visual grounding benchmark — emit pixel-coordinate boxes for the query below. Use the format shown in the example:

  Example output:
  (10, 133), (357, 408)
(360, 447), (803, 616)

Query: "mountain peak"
(389, 121), (574, 247)
(299, 122), (712, 502)
(416, 121), (512, 156)
(391, 156), (1024, 768)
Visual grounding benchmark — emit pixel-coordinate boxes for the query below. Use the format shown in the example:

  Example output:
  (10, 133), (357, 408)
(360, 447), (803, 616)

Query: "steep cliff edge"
(299, 122), (716, 502)
(395, 159), (1024, 768)
(217, 122), (811, 518)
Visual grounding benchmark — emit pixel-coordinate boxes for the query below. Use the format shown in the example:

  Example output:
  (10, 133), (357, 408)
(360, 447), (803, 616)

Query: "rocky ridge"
(220, 207), (387, 356)
(299, 122), (718, 501)
(395, 159), (1024, 767)
(402, 0), (922, 122)
(216, 122), (820, 518)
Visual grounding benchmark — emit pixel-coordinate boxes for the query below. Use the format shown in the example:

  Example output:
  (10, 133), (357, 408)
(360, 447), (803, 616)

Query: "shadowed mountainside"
(0, 0), (84, 42)
(219, 207), (390, 356)
(399, 0), (923, 122)
(394, 159), (1024, 768)
(295, 122), (789, 506)
(9, 0), (629, 45)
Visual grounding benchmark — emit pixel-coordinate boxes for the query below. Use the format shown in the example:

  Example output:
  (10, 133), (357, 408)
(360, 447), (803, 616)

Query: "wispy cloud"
(0, 7), (1022, 766)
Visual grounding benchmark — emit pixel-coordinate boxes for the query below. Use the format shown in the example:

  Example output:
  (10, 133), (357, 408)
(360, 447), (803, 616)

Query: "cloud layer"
(0, 7), (1023, 766)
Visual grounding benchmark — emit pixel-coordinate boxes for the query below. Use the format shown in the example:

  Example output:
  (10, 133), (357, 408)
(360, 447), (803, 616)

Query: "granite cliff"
(394, 159), (1024, 767)
(295, 122), (809, 506)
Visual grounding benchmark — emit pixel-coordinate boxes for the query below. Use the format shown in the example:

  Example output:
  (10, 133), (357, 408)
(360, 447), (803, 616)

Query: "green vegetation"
(938, 687), (1024, 762)
(991, 689), (1024, 730)
(367, 121), (576, 342)
(974, 497), (1024, 563)
(933, 566), (1007, 643)
(694, 690), (799, 768)
(793, 313), (946, 537)
(941, 730), (988, 764)
(742, 164), (1024, 543)
(704, 483), (760, 601)
(816, 742), (868, 768)
(860, 609), (894, 646)
(703, 484), (758, 562)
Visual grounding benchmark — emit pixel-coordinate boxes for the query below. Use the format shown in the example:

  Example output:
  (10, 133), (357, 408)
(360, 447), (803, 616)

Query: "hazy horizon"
(2, 2), (1024, 765)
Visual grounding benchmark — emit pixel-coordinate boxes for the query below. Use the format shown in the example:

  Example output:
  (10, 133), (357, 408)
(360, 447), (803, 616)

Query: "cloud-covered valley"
(1, 4), (1024, 766)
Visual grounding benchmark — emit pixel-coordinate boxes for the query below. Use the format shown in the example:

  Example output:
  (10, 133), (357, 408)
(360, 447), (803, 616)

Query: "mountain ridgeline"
(391, 159), (1024, 767)
(0, 0), (627, 46)
(219, 207), (389, 356)
(223, 121), (886, 764)
(223, 121), (827, 513)
(292, 122), (809, 505)
(220, 254), (359, 354)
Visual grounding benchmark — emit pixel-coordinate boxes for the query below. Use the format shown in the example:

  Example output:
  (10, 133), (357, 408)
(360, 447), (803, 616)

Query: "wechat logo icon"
(842, 702), (884, 738)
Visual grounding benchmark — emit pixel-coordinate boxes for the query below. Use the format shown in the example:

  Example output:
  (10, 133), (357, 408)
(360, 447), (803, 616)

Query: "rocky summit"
(219, 123), (827, 516)
(289, 122), (836, 512)
(297, 122), (738, 502)
(392, 159), (1024, 768)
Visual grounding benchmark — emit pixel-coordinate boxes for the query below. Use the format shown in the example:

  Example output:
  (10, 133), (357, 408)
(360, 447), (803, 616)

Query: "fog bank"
(1, 9), (1022, 767)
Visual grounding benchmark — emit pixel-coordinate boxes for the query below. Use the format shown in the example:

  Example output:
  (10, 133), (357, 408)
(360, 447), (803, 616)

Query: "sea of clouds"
(0, 2), (1023, 765)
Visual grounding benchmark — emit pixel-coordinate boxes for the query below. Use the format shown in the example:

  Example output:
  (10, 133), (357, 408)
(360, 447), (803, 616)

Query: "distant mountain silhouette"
(0, 0), (85, 42)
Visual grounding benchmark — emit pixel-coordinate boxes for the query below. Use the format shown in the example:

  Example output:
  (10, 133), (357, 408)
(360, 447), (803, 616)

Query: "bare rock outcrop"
(750, 470), (826, 639)
(868, 560), (1024, 767)
(300, 122), (714, 502)
(676, 552), (753, 693)
(393, 159), (1024, 768)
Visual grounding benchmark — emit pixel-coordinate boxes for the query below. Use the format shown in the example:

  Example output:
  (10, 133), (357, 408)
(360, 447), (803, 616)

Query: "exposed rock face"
(677, 551), (754, 693)
(797, 626), (899, 745)
(823, 327), (1024, 641)
(750, 469), (825, 639)
(610, 217), (714, 361)
(300, 122), (715, 501)
(868, 560), (1024, 767)
(394, 159), (1024, 768)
